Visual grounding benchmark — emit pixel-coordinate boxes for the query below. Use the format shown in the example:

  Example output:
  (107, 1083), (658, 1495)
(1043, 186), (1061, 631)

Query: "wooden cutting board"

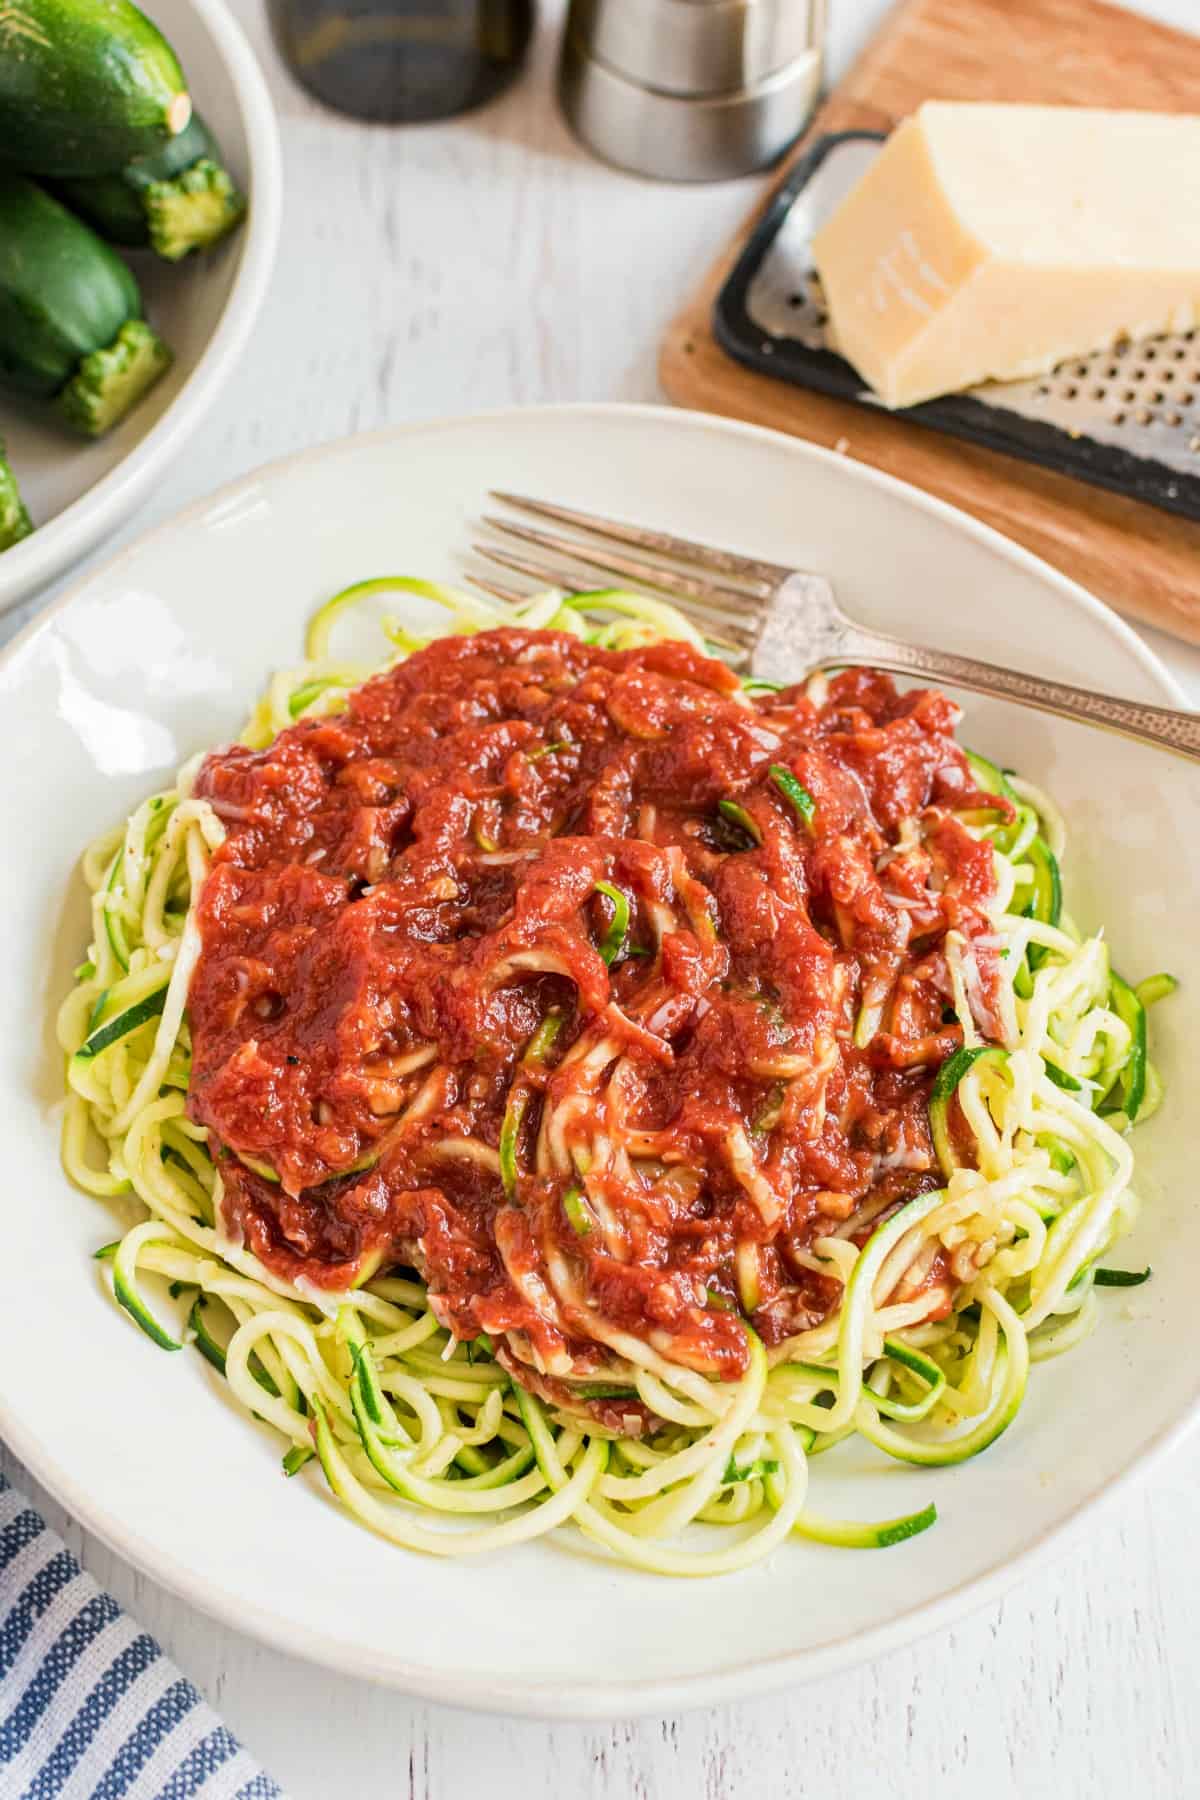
(660, 0), (1200, 645)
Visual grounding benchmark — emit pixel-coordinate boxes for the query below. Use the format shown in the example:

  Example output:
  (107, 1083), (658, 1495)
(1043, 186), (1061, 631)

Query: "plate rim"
(2, 401), (1193, 1718)
(0, 0), (284, 613)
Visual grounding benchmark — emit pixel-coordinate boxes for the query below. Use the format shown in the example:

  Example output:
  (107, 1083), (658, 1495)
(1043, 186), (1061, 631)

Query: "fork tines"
(473, 492), (784, 655)
(489, 492), (788, 591)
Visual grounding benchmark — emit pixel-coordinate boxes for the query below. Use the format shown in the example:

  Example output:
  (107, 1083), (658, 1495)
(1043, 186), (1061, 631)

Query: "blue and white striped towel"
(1, 1473), (284, 1800)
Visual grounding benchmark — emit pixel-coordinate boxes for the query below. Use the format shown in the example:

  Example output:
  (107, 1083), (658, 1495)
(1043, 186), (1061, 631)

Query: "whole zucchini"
(0, 175), (171, 437)
(0, 0), (191, 177)
(0, 439), (32, 550)
(54, 113), (247, 260)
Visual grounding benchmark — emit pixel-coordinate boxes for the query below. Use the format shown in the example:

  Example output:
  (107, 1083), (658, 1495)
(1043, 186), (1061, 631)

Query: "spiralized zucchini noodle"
(57, 577), (1173, 1575)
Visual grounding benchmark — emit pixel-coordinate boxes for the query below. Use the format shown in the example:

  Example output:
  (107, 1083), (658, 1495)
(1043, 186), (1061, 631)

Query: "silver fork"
(472, 493), (1200, 763)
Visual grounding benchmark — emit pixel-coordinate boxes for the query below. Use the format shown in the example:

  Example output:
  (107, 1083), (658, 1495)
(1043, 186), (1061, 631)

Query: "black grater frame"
(713, 131), (1200, 525)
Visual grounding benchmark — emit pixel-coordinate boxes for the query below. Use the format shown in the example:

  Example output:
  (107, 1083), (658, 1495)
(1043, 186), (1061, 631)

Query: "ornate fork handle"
(837, 626), (1200, 763)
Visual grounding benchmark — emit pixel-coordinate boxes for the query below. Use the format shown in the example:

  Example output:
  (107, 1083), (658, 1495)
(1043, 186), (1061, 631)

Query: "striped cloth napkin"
(1, 1473), (284, 1800)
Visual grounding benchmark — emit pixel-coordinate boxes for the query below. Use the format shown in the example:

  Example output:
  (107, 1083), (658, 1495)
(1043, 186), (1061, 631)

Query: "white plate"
(2, 405), (1197, 1718)
(0, 0), (282, 613)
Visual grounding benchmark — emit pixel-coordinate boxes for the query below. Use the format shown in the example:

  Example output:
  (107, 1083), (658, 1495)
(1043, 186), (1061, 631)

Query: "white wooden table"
(5, 3), (1200, 1793)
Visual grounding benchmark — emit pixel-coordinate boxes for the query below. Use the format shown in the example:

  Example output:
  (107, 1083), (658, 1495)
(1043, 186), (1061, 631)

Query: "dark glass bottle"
(269, 1), (535, 124)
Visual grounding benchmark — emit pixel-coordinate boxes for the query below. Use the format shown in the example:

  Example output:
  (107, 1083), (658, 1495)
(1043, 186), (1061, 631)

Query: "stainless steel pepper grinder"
(559, 0), (826, 182)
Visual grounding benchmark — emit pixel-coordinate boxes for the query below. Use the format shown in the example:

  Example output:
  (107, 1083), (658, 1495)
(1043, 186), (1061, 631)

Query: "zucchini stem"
(58, 319), (172, 438)
(145, 159), (247, 262)
(0, 442), (32, 550)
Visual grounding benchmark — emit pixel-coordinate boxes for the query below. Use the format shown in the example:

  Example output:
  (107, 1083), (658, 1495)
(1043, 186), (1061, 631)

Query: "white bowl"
(0, 0), (282, 613)
(1, 405), (1196, 1717)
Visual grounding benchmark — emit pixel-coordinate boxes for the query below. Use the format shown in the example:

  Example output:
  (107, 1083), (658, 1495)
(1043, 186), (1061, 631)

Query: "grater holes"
(780, 271), (832, 351)
(1029, 334), (1200, 438)
(762, 233), (1200, 477)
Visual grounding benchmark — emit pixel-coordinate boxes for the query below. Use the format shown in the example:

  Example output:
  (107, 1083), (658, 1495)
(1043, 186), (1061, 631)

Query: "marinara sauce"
(188, 630), (1006, 1400)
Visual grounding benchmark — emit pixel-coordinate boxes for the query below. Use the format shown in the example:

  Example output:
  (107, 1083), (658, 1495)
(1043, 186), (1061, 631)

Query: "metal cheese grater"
(559, 0), (826, 182)
(714, 133), (1200, 522)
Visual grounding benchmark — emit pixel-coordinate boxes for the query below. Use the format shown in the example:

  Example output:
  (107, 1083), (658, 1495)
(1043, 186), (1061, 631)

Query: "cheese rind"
(811, 102), (1200, 410)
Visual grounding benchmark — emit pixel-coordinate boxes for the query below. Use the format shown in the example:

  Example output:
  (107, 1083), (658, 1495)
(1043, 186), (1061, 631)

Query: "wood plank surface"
(661, 0), (1200, 645)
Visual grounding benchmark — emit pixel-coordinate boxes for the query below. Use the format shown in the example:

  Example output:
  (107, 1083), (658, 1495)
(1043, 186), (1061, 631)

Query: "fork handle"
(837, 628), (1200, 763)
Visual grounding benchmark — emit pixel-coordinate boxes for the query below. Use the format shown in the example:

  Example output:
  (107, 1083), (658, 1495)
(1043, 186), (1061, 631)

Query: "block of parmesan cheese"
(811, 102), (1200, 410)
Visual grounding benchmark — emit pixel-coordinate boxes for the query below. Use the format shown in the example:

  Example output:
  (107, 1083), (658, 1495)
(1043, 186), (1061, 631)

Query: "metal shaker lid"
(567, 0), (823, 98)
(559, 0), (824, 182)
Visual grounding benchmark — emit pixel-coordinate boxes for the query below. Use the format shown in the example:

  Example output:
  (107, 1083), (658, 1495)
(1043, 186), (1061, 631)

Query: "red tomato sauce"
(188, 630), (1005, 1392)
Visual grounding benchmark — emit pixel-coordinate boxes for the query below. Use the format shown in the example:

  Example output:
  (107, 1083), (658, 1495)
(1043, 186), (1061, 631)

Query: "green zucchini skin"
(57, 169), (154, 249)
(54, 112), (246, 259)
(0, 0), (191, 177)
(929, 1044), (1008, 1178)
(106, 107), (216, 196)
(0, 174), (171, 434)
(0, 174), (140, 397)
(49, 116), (215, 245)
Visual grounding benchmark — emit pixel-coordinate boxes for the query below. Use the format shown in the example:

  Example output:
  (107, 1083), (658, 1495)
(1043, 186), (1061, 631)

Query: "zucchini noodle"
(56, 579), (1171, 1575)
